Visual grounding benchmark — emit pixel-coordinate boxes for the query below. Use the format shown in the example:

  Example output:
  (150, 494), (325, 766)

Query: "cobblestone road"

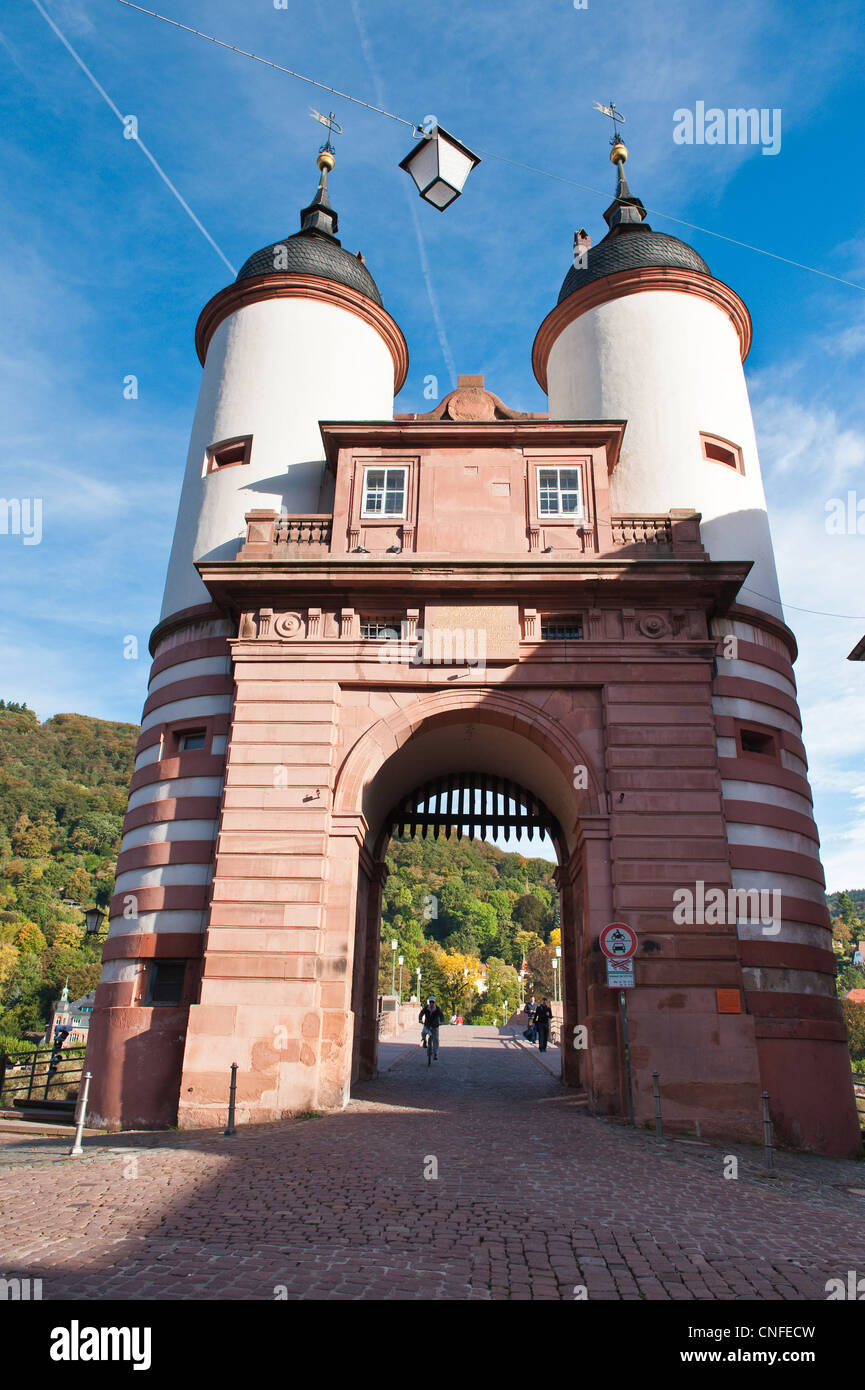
(2, 1026), (864, 1300)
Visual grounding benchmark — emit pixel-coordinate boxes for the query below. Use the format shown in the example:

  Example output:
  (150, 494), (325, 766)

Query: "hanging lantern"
(399, 124), (481, 209)
(84, 906), (106, 936)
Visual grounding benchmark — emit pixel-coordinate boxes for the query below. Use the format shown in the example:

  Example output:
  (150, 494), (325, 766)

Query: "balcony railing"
(273, 516), (333, 547)
(611, 515), (674, 547)
(241, 510), (332, 558)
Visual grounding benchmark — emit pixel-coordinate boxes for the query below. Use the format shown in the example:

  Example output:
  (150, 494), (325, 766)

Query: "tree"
(833, 892), (862, 955)
(15, 921), (47, 955)
(11, 813), (54, 859)
(841, 999), (865, 1065)
(438, 951), (484, 1015)
(467, 956), (519, 1025)
(65, 866), (92, 904)
(526, 944), (554, 999)
(513, 894), (546, 937)
(837, 964), (865, 998)
(0, 942), (17, 997)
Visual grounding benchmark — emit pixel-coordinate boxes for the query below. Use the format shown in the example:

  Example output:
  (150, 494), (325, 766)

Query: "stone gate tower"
(85, 143), (860, 1156)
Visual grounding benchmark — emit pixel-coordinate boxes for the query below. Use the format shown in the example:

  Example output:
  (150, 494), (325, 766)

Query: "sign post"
(600, 923), (638, 1127)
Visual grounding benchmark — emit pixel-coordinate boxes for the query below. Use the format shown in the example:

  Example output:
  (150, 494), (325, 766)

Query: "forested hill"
(0, 698), (862, 1040)
(0, 702), (137, 1043)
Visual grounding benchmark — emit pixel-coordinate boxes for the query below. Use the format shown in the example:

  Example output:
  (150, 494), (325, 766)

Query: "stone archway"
(325, 688), (619, 1109)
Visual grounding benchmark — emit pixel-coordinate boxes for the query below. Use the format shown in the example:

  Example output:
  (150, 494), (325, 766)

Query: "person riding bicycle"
(419, 996), (444, 1061)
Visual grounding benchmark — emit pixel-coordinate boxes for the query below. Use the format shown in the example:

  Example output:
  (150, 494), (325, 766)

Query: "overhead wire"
(116, 0), (865, 293)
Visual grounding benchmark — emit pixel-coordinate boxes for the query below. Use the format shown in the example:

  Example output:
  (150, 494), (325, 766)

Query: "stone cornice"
(318, 419), (627, 472)
(532, 266), (753, 391)
(195, 274), (409, 392)
(197, 555), (752, 616)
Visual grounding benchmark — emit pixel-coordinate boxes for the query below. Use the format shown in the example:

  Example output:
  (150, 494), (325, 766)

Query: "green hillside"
(1, 698), (863, 1057)
(0, 701), (138, 1044)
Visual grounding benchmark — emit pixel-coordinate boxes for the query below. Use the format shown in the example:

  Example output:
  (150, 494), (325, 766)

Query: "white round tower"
(162, 154), (407, 619)
(532, 144), (848, 1149)
(533, 144), (780, 615)
(86, 155), (407, 1128)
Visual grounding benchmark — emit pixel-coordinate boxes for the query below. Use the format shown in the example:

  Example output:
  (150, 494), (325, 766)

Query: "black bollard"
(224, 1062), (238, 1136)
(762, 1090), (776, 1176)
(652, 1070), (664, 1142)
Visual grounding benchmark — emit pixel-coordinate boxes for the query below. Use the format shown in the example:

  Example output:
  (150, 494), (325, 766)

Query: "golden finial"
(309, 108), (341, 174)
(593, 100), (628, 163)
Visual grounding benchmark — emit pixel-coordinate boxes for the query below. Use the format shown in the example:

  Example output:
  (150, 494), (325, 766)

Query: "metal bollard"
(652, 1070), (664, 1142)
(68, 1071), (92, 1158)
(761, 1090), (776, 1176)
(224, 1062), (238, 1136)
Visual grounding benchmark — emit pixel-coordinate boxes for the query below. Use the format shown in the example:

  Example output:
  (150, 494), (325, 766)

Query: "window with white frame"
(362, 467), (407, 518)
(537, 467), (583, 517)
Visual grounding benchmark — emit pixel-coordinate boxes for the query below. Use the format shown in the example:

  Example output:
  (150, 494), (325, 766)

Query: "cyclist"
(419, 996), (445, 1061)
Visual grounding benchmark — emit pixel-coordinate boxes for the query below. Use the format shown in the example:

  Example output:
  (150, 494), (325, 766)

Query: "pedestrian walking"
(535, 998), (553, 1052)
(523, 995), (538, 1044)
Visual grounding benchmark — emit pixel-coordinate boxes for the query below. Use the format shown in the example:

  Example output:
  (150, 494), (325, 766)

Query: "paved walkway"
(2, 1026), (864, 1300)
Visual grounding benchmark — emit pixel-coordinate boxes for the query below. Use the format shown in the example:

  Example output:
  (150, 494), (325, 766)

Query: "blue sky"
(1, 0), (864, 889)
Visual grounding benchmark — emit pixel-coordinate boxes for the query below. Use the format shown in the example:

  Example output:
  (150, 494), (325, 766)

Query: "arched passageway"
(330, 696), (620, 1112)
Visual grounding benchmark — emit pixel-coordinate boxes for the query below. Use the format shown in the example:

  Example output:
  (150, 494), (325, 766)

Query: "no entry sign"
(600, 922), (637, 962)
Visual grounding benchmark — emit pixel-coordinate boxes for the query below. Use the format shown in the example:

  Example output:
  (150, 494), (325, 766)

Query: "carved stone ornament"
(638, 613), (671, 639)
(273, 611), (304, 639)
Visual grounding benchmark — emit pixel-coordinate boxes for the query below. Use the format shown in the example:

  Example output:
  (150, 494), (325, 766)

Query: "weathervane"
(309, 107), (342, 156)
(592, 100), (627, 147)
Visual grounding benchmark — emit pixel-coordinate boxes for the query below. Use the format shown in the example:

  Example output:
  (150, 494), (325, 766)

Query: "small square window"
(360, 616), (402, 640)
(178, 730), (206, 751)
(146, 961), (186, 1006)
(204, 435), (252, 474)
(362, 467), (406, 519)
(541, 619), (583, 640)
(537, 467), (583, 517)
(740, 727), (776, 758)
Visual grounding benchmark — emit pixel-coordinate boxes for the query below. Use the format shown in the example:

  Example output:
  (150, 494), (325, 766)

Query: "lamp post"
(552, 956), (559, 1003)
(518, 968), (525, 1006)
(391, 938), (398, 996)
(398, 955), (404, 1002)
(416, 966), (421, 1002)
(555, 945), (562, 1002)
(399, 124), (481, 210)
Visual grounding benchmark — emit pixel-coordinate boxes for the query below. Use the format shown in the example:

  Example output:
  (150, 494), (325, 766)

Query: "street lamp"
(416, 966), (421, 1002)
(555, 945), (562, 1002)
(398, 954), (404, 1001)
(84, 906), (107, 937)
(399, 124), (481, 210)
(391, 938), (398, 995)
(552, 956), (559, 1002)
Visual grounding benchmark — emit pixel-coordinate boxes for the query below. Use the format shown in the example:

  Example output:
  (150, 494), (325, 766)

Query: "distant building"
(843, 990), (865, 1005)
(46, 983), (95, 1045)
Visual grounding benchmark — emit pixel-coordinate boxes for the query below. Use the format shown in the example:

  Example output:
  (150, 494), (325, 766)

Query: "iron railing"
(0, 1044), (87, 1108)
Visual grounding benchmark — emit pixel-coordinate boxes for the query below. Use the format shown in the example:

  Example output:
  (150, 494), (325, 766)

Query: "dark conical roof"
(235, 163), (384, 308)
(558, 152), (710, 305)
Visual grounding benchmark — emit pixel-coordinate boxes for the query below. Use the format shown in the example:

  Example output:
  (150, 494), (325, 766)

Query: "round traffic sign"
(599, 922), (637, 962)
